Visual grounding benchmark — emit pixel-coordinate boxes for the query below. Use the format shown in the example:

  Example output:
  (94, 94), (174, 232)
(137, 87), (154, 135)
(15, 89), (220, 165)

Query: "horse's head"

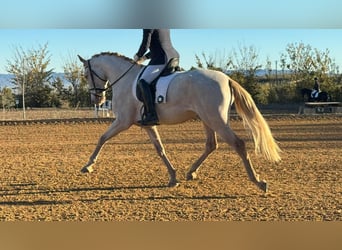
(78, 55), (107, 105)
(300, 88), (311, 97)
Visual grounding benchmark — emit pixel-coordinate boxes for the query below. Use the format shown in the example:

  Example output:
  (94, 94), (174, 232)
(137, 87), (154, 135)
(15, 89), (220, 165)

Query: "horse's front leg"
(81, 120), (130, 173)
(145, 126), (179, 187)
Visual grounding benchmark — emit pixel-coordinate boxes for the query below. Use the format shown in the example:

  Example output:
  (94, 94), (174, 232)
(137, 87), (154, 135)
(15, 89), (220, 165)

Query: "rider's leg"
(138, 79), (159, 126)
(137, 65), (164, 126)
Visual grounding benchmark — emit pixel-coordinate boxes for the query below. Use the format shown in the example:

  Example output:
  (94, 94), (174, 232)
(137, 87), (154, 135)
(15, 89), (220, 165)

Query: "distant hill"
(0, 70), (290, 89)
(226, 69), (291, 77)
(0, 73), (69, 89)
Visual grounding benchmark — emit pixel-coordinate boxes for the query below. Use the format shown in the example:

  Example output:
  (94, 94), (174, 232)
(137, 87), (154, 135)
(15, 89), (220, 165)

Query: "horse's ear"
(77, 55), (87, 64)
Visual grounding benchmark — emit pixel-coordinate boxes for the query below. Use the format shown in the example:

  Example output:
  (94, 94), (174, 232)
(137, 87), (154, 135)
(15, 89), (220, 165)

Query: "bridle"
(86, 59), (136, 97)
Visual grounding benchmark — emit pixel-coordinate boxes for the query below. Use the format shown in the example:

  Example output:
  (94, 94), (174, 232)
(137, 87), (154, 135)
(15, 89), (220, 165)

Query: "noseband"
(87, 59), (136, 97)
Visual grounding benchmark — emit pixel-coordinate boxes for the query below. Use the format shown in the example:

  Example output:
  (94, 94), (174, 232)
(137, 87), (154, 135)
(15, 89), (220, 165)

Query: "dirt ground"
(0, 114), (341, 221)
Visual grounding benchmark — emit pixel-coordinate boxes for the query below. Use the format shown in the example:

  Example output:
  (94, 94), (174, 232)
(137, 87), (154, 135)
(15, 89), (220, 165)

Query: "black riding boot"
(137, 79), (159, 126)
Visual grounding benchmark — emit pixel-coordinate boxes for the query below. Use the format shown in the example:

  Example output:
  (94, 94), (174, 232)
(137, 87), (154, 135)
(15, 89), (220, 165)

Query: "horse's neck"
(106, 58), (142, 110)
(103, 57), (142, 91)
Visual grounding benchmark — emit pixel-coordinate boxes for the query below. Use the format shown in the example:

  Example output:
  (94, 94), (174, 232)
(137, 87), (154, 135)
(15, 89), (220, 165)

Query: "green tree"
(227, 43), (263, 102)
(51, 76), (65, 97)
(265, 57), (273, 81)
(0, 87), (15, 109)
(62, 54), (85, 107)
(195, 45), (264, 103)
(281, 42), (341, 101)
(194, 51), (226, 72)
(77, 75), (92, 107)
(6, 43), (54, 107)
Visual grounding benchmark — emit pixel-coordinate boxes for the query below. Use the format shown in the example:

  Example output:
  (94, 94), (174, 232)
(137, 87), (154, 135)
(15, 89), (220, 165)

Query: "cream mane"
(91, 52), (135, 64)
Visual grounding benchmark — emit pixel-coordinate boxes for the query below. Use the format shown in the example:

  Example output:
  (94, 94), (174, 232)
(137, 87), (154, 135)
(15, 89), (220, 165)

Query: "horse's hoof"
(81, 165), (94, 173)
(168, 180), (180, 188)
(186, 172), (198, 181)
(259, 180), (268, 193)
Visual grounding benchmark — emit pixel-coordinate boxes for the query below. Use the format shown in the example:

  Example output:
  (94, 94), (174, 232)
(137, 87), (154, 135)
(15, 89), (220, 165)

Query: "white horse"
(78, 52), (281, 192)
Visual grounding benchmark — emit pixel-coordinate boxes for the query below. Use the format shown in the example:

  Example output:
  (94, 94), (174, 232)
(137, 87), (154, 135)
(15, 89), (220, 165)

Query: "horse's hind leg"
(216, 126), (267, 192)
(186, 123), (217, 181)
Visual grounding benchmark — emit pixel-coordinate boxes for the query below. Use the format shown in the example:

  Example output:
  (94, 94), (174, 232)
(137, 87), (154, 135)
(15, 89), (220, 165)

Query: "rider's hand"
(133, 54), (140, 62)
(134, 54), (146, 64)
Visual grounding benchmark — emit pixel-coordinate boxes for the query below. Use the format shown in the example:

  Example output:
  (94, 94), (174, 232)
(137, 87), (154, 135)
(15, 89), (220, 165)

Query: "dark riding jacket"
(313, 80), (320, 91)
(136, 29), (179, 65)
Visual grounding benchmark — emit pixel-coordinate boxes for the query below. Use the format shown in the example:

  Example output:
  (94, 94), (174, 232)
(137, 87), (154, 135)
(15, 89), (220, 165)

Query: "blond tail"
(229, 78), (281, 162)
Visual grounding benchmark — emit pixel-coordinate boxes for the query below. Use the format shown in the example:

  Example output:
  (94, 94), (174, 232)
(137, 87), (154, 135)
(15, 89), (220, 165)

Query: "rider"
(134, 29), (180, 126)
(311, 77), (321, 99)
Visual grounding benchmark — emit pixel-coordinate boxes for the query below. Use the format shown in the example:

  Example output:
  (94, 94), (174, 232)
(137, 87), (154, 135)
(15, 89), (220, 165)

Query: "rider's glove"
(133, 54), (140, 62)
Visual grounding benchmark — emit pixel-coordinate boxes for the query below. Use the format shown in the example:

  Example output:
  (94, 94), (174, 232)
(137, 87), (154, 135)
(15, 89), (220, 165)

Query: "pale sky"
(0, 29), (341, 74)
(1, 0), (342, 73)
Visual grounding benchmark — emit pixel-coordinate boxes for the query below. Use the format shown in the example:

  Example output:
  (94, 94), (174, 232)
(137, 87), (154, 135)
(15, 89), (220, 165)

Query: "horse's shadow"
(0, 182), (240, 206)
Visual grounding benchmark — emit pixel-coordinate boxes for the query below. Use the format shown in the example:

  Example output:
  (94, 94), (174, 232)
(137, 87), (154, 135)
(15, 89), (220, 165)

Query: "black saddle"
(136, 58), (181, 102)
(160, 58), (181, 77)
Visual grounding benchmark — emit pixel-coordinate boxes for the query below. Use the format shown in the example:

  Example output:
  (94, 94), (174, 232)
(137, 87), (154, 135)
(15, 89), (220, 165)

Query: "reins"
(87, 59), (136, 94)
